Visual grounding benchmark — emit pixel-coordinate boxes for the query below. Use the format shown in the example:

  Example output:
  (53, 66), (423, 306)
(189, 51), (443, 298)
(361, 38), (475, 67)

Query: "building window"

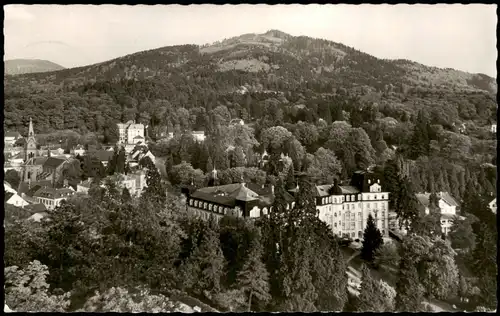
(209, 204), (213, 211)
(367, 203), (371, 209)
(375, 195), (377, 200)
(346, 195), (350, 202)
(358, 231), (362, 238)
(358, 194), (361, 200)
(342, 222), (345, 227)
(382, 229), (385, 235)
(334, 212), (337, 217)
(334, 222), (337, 228)
(351, 232), (355, 238)
(351, 195), (355, 201)
(203, 202), (207, 209)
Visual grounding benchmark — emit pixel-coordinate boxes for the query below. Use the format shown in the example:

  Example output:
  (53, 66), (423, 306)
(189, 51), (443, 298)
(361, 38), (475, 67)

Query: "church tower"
(25, 117), (38, 161)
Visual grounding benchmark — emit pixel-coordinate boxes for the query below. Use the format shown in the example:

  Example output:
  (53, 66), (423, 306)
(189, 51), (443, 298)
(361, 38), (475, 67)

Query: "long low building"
(187, 182), (295, 221)
(186, 170), (390, 240)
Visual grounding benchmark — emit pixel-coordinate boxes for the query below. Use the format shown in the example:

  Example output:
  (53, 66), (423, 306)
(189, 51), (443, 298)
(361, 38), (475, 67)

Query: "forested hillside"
(4, 30), (496, 195)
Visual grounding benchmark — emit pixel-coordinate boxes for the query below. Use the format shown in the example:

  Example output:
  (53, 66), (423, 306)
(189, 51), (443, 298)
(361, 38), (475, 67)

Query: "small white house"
(5, 192), (30, 208)
(491, 124), (497, 134)
(489, 198), (497, 214)
(415, 192), (461, 235)
(192, 131), (206, 142)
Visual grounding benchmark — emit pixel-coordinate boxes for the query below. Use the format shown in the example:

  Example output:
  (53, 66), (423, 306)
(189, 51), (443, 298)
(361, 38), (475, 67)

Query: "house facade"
(32, 187), (76, 211)
(4, 131), (22, 147)
(415, 191), (461, 236)
(117, 121), (145, 145)
(315, 171), (390, 240)
(5, 192), (30, 208)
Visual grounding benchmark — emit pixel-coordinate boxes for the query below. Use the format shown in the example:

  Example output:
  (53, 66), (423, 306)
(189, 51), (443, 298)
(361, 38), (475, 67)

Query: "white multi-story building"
(117, 121), (146, 145)
(32, 187), (76, 211)
(315, 171), (390, 240)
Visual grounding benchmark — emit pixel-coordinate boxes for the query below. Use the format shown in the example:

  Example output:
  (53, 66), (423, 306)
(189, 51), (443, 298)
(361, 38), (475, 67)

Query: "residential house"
(5, 191), (30, 208)
(4, 131), (23, 147)
(314, 171), (390, 240)
(32, 187), (76, 211)
(186, 182), (293, 222)
(192, 131), (206, 142)
(415, 191), (462, 236)
(77, 179), (93, 194)
(71, 145), (86, 156)
(117, 120), (145, 145)
(107, 171), (147, 197)
(128, 145), (156, 165)
(489, 198), (497, 214)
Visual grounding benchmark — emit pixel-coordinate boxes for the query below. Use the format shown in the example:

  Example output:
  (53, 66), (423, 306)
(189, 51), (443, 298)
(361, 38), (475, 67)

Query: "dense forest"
(4, 30), (497, 312)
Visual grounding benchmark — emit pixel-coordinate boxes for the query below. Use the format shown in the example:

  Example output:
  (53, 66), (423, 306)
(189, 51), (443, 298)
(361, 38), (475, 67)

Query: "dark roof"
(17, 180), (53, 196)
(92, 150), (114, 162)
(190, 183), (294, 207)
(5, 131), (22, 138)
(26, 157), (48, 166)
(33, 187), (75, 199)
(416, 192), (460, 208)
(316, 184), (360, 197)
(25, 203), (48, 213)
(5, 192), (15, 202)
(43, 157), (66, 169)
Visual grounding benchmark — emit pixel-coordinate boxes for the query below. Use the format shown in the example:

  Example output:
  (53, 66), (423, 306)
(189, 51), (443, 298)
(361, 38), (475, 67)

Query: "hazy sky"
(4, 4), (497, 77)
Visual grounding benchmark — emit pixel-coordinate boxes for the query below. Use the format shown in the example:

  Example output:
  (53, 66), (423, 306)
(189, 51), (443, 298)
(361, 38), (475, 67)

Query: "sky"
(4, 4), (498, 77)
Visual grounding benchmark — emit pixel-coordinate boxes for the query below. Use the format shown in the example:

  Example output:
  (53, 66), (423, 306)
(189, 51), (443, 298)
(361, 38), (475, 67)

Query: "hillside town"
(4, 4), (497, 314)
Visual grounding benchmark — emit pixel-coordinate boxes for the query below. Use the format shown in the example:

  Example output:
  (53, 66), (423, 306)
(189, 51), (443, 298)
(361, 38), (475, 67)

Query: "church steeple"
(28, 117), (35, 137)
(25, 117), (38, 161)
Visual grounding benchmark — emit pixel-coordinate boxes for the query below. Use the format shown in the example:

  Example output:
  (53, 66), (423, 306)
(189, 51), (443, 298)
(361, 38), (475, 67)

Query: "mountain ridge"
(5, 30), (495, 94)
(4, 58), (65, 75)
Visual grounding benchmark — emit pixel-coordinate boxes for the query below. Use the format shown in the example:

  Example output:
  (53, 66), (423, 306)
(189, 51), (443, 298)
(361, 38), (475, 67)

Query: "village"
(5, 118), (496, 250)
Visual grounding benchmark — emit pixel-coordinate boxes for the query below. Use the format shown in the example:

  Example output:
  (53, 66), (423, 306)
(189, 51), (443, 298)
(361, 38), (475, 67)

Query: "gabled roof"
(316, 184), (360, 197)
(33, 187), (75, 199)
(43, 157), (66, 169)
(5, 192), (15, 202)
(17, 180), (53, 196)
(25, 203), (47, 213)
(439, 192), (459, 207)
(92, 150), (114, 162)
(5, 131), (22, 138)
(26, 157), (48, 166)
(416, 192), (459, 208)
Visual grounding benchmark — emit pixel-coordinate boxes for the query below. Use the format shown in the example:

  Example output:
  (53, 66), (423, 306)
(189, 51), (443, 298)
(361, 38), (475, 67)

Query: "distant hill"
(3, 30), (497, 136)
(4, 59), (65, 75)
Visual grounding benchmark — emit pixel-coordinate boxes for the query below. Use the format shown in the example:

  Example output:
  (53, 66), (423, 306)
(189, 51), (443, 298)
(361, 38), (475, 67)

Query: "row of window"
(189, 199), (230, 215)
(321, 195), (388, 205)
(340, 229), (386, 239)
